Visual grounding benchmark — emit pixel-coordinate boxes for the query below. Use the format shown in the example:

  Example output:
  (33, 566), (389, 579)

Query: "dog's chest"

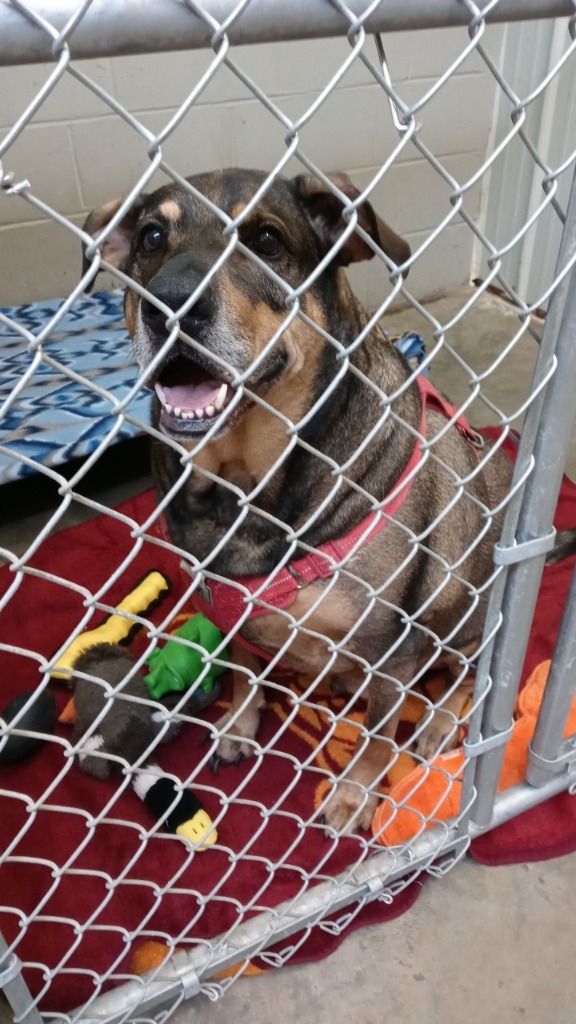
(241, 580), (355, 674)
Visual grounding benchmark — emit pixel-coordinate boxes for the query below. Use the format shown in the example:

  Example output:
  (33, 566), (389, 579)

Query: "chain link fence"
(2, 1), (576, 1021)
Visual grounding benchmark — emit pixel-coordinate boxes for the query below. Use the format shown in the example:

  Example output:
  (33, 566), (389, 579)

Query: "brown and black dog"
(82, 169), (513, 834)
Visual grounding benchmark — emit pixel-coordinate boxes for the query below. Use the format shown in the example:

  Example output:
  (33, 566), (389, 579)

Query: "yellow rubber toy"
(52, 570), (171, 680)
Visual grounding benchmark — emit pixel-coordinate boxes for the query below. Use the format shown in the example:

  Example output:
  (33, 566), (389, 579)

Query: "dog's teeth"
(214, 383), (228, 412)
(184, 411), (195, 420)
(155, 383), (166, 404)
(165, 403), (173, 414)
(195, 408), (204, 420)
(174, 407), (182, 417)
(205, 404), (215, 418)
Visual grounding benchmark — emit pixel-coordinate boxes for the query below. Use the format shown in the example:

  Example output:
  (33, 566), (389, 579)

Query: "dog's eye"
(252, 226), (284, 259)
(141, 226), (166, 254)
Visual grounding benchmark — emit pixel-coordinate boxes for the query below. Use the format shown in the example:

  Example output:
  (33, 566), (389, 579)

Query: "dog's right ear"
(81, 196), (146, 292)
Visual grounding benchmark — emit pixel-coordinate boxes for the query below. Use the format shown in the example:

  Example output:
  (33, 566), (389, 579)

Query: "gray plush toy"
(73, 642), (171, 779)
(71, 642), (216, 848)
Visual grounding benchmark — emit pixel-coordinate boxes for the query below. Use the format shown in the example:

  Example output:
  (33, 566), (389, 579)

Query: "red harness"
(190, 377), (481, 657)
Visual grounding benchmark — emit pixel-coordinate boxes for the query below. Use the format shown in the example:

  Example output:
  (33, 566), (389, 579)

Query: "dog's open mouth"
(152, 354), (236, 436)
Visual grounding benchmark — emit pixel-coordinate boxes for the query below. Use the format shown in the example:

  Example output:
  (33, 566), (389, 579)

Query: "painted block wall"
(0, 25), (504, 308)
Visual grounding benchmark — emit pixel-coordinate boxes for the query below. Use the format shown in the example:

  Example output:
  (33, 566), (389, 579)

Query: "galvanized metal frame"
(462, 160), (576, 829)
(527, 560), (576, 788)
(0, 0), (575, 66)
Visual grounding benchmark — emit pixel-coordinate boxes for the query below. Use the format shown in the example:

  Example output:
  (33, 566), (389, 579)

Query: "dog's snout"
(141, 287), (214, 330)
(141, 267), (215, 335)
(141, 295), (164, 324)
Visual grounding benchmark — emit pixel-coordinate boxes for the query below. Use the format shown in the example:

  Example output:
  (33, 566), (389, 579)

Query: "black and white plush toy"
(73, 643), (217, 849)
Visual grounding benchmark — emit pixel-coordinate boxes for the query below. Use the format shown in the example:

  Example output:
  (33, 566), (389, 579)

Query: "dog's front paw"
(209, 708), (260, 772)
(321, 782), (378, 835)
(413, 713), (459, 763)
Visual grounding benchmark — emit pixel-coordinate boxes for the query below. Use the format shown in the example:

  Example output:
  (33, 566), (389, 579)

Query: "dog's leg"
(412, 671), (475, 763)
(321, 668), (413, 834)
(210, 641), (265, 769)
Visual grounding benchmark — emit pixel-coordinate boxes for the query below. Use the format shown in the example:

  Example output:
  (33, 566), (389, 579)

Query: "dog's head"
(82, 169), (410, 442)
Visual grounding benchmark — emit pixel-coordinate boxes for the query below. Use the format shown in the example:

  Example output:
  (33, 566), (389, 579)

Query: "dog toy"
(59, 611), (225, 723)
(52, 570), (171, 681)
(73, 643), (217, 850)
(0, 689), (56, 763)
(128, 940), (264, 979)
(144, 614), (227, 701)
(371, 659), (571, 847)
(392, 332), (428, 375)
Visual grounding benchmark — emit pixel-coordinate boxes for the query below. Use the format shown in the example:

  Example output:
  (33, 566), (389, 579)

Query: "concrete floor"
(173, 854), (576, 1024)
(3, 287), (576, 1023)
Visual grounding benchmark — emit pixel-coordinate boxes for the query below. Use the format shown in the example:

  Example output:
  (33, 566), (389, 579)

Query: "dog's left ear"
(81, 195), (147, 291)
(293, 172), (410, 270)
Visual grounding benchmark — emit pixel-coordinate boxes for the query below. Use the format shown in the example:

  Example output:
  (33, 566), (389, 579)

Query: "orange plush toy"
(129, 940), (264, 979)
(372, 661), (568, 847)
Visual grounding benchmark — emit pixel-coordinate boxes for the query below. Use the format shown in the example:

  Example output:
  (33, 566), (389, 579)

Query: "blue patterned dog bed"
(0, 292), (151, 484)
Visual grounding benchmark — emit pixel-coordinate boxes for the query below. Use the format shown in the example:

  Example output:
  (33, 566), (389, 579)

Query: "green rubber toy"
(144, 614), (227, 703)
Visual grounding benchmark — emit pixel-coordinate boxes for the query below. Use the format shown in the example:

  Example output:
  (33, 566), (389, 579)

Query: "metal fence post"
(0, 934), (44, 1024)
(525, 561), (576, 787)
(0, 0), (575, 65)
(469, 165), (576, 829)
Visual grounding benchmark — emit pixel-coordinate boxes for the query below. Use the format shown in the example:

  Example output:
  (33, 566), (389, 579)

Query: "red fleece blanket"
(1, 465), (576, 1012)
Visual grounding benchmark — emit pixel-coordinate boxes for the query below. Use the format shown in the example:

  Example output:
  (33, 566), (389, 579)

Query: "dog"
(82, 168), (515, 834)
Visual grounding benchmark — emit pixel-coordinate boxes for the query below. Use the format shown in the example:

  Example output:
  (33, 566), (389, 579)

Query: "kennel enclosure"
(2, 1), (576, 1021)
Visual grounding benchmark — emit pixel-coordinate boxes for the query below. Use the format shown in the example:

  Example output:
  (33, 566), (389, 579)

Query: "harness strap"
(418, 376), (483, 453)
(191, 377), (481, 647)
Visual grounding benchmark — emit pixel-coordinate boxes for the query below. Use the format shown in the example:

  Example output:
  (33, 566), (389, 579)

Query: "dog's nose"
(141, 277), (215, 334)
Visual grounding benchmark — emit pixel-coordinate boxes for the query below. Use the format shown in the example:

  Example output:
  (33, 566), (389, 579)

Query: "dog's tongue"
(163, 380), (221, 412)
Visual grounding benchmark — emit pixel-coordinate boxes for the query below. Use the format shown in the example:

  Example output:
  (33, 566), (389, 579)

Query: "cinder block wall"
(0, 26), (504, 308)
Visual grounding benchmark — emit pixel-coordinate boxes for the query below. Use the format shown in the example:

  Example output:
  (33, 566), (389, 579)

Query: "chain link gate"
(2, 1), (576, 1021)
